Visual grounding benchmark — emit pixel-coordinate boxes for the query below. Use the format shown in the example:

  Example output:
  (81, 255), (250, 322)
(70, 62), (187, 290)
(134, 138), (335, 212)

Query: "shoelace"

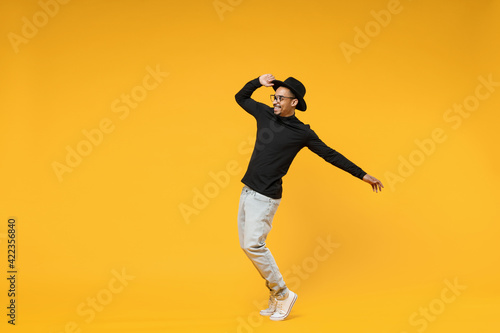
(269, 297), (277, 309)
(275, 300), (284, 312)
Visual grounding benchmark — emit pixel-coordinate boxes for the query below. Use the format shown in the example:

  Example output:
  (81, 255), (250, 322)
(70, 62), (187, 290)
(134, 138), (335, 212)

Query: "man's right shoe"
(259, 296), (277, 316)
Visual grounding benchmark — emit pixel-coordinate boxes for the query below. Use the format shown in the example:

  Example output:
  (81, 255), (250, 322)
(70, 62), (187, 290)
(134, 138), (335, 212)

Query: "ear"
(291, 99), (298, 107)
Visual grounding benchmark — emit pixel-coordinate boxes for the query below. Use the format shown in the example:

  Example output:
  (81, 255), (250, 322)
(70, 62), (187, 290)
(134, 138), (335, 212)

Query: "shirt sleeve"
(306, 129), (367, 180)
(235, 77), (270, 117)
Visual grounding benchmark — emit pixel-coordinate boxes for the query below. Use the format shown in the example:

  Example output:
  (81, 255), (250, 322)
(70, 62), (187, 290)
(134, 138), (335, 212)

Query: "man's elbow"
(235, 94), (244, 107)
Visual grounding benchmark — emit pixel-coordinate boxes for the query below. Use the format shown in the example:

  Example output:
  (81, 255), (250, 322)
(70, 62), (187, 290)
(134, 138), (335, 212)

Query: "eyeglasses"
(270, 94), (296, 102)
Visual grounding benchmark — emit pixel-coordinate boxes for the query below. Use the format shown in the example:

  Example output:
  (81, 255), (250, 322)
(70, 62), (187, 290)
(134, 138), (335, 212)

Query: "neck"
(279, 110), (295, 118)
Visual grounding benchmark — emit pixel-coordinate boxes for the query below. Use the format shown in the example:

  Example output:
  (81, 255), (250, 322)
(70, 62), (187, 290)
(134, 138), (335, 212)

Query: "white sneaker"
(260, 296), (277, 316)
(270, 291), (297, 321)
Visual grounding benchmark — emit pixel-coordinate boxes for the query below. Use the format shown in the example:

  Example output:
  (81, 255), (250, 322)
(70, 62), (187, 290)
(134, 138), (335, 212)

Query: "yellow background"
(1, 0), (499, 332)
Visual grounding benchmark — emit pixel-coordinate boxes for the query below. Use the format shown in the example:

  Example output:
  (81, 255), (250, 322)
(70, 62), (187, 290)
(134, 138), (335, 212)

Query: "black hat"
(272, 77), (307, 111)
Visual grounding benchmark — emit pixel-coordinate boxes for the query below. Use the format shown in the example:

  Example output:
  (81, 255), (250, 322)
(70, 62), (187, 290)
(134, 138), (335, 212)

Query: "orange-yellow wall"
(1, 1), (499, 332)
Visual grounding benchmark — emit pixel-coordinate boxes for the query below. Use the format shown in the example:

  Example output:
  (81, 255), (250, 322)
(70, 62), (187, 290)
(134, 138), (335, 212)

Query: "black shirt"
(235, 78), (366, 199)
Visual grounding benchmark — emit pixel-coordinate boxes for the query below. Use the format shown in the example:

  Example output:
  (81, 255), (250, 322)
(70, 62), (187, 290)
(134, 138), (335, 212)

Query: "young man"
(235, 74), (383, 321)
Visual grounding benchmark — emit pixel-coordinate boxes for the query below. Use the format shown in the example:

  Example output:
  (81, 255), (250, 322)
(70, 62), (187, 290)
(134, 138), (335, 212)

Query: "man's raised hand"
(259, 74), (275, 87)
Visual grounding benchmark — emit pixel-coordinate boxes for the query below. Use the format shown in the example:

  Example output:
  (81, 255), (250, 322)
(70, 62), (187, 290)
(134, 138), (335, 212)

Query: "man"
(235, 74), (383, 321)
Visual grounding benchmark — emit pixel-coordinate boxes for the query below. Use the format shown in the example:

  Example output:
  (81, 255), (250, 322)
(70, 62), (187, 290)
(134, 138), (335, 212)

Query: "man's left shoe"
(270, 290), (297, 321)
(260, 295), (277, 316)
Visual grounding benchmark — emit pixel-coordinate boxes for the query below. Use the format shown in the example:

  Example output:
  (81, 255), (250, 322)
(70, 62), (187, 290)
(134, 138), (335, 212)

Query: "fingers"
(267, 74), (275, 86)
(376, 179), (384, 192)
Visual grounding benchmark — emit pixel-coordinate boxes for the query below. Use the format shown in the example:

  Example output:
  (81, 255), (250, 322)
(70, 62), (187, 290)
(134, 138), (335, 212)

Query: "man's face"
(273, 86), (297, 117)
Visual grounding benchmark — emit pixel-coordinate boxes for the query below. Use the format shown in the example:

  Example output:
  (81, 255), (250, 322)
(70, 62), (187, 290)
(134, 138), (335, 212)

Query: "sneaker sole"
(269, 293), (297, 321)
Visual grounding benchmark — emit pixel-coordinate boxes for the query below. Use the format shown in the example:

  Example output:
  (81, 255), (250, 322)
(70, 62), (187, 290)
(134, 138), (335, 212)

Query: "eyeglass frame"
(270, 94), (296, 103)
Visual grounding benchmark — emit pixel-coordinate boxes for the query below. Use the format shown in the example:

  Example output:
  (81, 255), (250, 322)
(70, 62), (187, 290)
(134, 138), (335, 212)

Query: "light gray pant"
(237, 186), (288, 298)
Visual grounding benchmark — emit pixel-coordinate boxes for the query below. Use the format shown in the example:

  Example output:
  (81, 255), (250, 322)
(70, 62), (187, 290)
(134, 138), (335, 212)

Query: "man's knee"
(241, 241), (264, 254)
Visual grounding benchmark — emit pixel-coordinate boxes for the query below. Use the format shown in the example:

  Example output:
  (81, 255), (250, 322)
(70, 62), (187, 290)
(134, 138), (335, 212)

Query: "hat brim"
(272, 80), (307, 111)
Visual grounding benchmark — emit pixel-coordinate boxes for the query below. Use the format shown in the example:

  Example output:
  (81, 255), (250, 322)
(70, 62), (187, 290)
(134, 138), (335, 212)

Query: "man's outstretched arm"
(306, 133), (384, 193)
